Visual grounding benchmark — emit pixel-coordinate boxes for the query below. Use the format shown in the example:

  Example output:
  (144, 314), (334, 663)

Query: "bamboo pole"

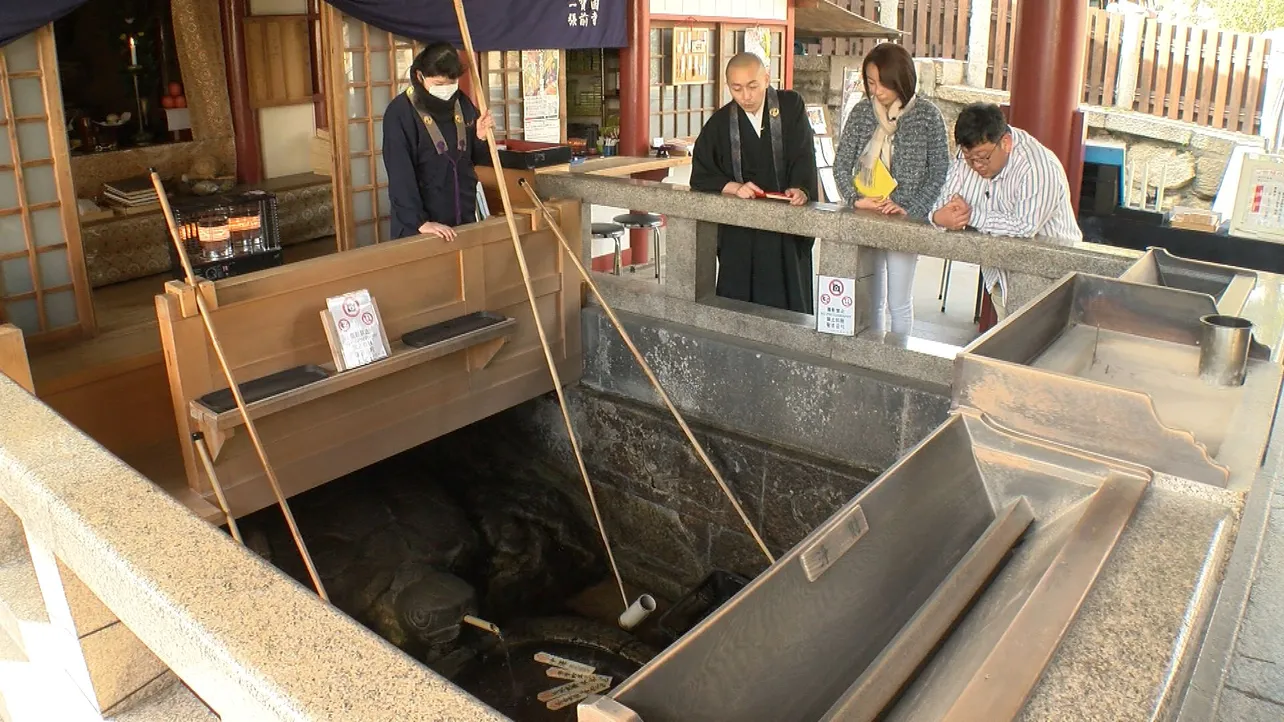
(193, 433), (242, 544)
(519, 179), (774, 564)
(150, 171), (328, 601)
(449, 2), (628, 609)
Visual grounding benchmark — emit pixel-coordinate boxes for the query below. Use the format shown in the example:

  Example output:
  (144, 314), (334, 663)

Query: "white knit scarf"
(857, 96), (915, 186)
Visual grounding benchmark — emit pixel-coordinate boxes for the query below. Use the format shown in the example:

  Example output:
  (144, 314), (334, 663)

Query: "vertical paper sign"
(522, 49), (562, 143)
(323, 290), (390, 371)
(816, 276), (856, 336)
(745, 26), (771, 66)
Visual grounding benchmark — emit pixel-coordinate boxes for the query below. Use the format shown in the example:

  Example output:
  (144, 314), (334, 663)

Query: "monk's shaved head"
(725, 52), (766, 80)
(725, 53), (770, 113)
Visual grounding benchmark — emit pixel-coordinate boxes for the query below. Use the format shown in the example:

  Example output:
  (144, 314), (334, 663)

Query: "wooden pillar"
(619, 0), (651, 264)
(221, 0), (262, 185)
(784, 2), (796, 88)
(307, 0), (327, 130)
(1007, 0), (1086, 195)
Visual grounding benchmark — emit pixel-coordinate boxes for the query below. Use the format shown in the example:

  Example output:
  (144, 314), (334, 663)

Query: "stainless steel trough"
(578, 411), (1235, 722)
(578, 264), (1278, 722)
(954, 273), (1282, 490)
(1119, 247), (1258, 316)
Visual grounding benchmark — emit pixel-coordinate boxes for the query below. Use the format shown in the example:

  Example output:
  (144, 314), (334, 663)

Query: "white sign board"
(323, 289), (390, 370)
(816, 275), (856, 336)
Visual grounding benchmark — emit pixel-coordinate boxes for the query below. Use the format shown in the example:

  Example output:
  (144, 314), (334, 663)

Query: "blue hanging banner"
(325, 0), (627, 50)
(1, 0), (626, 51)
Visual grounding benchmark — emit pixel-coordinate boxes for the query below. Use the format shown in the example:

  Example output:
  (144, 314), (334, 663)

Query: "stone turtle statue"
(241, 453), (608, 663)
(242, 466), (482, 655)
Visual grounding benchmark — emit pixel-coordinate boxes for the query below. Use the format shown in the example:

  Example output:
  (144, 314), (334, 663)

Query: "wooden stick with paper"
(150, 170), (329, 601)
(450, 0), (629, 610)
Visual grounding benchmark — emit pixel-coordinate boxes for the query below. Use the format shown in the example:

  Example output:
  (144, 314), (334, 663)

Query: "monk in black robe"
(383, 43), (494, 241)
(690, 53), (818, 313)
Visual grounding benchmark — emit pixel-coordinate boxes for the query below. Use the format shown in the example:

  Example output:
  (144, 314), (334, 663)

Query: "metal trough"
(955, 273), (1282, 489)
(580, 412), (1176, 722)
(1119, 247), (1258, 316)
(576, 260), (1283, 722)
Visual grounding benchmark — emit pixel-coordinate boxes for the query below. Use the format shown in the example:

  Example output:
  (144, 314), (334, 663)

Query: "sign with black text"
(817, 276), (856, 336)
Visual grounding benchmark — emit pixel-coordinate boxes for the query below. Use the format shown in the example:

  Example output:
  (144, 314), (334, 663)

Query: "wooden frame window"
(0, 27), (94, 341)
(481, 51), (525, 141)
(648, 24), (718, 140)
(718, 25), (785, 105)
(646, 21), (787, 141)
(323, 9), (422, 248)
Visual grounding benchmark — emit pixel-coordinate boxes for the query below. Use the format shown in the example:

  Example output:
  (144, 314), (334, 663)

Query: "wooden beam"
(221, 0), (263, 184)
(0, 324), (34, 393)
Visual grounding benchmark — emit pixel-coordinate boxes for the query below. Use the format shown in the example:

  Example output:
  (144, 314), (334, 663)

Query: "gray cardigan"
(833, 97), (950, 220)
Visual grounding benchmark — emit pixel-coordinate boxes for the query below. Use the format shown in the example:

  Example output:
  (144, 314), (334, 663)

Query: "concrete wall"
(507, 307), (951, 599)
(794, 55), (1268, 212)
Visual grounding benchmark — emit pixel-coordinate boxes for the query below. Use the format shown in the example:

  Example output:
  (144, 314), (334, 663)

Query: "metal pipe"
(1156, 165), (1167, 212)
(1141, 160), (1151, 209)
(1198, 314), (1252, 387)
(618, 594), (656, 631)
(612, 233), (622, 276)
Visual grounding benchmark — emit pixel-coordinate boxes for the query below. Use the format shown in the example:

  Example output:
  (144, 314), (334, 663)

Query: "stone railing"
(536, 172), (1136, 388)
(0, 363), (504, 721)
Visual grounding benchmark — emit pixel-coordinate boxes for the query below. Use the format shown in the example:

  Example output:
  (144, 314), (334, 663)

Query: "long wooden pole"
(519, 180), (774, 564)
(150, 171), (328, 601)
(450, 2), (628, 609)
(193, 433), (242, 544)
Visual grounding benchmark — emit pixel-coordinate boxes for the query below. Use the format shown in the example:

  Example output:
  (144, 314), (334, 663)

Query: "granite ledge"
(0, 374), (506, 722)
(536, 173), (1133, 280)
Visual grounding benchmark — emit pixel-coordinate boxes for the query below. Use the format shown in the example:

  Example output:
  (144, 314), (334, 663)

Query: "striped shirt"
(930, 127), (1082, 301)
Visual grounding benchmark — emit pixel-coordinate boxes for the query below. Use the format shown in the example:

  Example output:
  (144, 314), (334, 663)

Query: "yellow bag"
(853, 157), (898, 200)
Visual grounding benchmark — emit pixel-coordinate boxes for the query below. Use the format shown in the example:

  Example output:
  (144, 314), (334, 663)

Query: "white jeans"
(868, 249), (918, 335)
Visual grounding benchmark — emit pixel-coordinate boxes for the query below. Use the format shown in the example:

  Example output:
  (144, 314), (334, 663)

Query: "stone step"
(0, 642), (100, 722)
(106, 673), (218, 722)
(0, 639), (215, 722)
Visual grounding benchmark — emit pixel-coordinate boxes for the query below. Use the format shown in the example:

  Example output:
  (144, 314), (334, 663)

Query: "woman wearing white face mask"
(383, 42), (495, 241)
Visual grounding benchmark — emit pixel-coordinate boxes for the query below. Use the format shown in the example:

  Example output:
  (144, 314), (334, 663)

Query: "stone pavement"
(1217, 481), (1284, 721)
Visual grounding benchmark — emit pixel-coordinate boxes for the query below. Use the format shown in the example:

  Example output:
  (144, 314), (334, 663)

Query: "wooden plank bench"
(155, 200), (583, 518)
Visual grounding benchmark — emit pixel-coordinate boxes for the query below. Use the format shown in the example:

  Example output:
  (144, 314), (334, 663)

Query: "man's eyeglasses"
(956, 131), (1010, 168)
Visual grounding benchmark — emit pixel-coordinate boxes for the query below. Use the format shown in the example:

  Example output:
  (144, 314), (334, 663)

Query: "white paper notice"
(820, 167), (842, 204)
(326, 290), (388, 370)
(523, 95), (561, 142)
(1247, 170), (1284, 229)
(817, 275), (856, 336)
(820, 137), (836, 166)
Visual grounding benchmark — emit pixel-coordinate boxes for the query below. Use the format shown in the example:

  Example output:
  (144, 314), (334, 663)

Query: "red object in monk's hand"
(762, 191), (791, 201)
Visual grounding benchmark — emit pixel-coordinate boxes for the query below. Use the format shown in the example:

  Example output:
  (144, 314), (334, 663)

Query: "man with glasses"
(930, 103), (1081, 320)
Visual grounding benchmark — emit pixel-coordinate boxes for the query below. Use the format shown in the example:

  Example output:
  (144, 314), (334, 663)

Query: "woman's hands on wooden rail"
(419, 221), (457, 241)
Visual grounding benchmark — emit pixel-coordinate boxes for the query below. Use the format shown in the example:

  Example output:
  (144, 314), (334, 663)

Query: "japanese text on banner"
(568, 0), (601, 26)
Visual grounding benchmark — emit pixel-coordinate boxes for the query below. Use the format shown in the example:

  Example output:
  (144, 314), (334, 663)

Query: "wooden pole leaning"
(518, 180), (775, 564)
(149, 171), (329, 601)
(450, 1), (628, 609)
(192, 432), (243, 544)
